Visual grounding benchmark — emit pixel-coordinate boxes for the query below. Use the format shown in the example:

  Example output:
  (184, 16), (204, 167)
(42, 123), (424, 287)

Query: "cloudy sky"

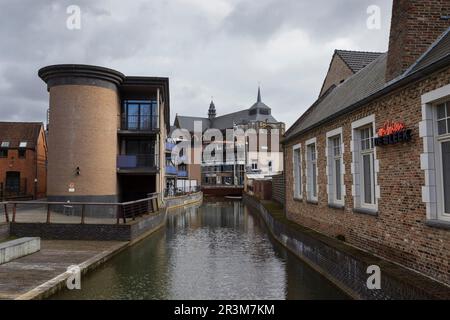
(0, 0), (392, 129)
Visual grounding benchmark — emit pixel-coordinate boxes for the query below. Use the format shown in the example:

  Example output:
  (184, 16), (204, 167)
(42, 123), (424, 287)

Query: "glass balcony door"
(122, 100), (158, 131)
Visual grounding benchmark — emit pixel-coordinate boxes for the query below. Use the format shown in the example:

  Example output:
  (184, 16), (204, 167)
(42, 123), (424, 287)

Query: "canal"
(51, 200), (349, 299)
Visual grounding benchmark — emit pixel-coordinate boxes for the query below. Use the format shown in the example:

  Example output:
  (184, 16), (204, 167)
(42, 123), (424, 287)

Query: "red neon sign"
(377, 121), (405, 137)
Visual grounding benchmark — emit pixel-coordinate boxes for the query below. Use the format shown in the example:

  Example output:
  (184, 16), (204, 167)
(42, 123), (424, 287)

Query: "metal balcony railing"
(165, 165), (177, 175)
(120, 114), (159, 131)
(117, 154), (158, 169)
(177, 170), (188, 177)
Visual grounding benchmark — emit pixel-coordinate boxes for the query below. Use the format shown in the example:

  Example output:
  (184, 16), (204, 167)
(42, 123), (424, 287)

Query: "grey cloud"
(0, 0), (392, 128)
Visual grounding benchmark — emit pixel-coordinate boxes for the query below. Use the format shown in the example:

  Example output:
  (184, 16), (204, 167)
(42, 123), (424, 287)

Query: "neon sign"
(374, 121), (412, 146)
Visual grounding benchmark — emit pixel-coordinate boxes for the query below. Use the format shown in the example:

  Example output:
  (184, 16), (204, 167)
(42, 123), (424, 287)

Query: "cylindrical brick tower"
(39, 65), (124, 213)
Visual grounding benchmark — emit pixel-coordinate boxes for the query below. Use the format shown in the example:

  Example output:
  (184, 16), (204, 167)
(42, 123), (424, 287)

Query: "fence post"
(12, 203), (16, 223)
(116, 205), (120, 225)
(46, 203), (51, 223)
(81, 204), (85, 224)
(4, 203), (9, 223)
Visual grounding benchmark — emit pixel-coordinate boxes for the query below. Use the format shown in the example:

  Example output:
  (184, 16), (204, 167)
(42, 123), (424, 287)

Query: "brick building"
(282, 1), (450, 285)
(174, 88), (285, 196)
(0, 122), (47, 199)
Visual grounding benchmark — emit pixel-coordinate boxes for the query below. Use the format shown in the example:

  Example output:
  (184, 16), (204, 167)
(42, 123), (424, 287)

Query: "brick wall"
(284, 66), (450, 285)
(0, 125), (47, 199)
(386, 0), (450, 81)
(320, 54), (354, 96)
(271, 173), (285, 205)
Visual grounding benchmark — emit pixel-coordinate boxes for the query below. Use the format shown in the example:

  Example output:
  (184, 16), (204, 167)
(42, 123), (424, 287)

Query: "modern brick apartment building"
(39, 65), (169, 211)
(0, 122), (47, 200)
(282, 0), (450, 285)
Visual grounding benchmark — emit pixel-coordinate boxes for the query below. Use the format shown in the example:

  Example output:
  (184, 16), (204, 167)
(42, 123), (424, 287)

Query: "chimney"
(385, 0), (450, 82)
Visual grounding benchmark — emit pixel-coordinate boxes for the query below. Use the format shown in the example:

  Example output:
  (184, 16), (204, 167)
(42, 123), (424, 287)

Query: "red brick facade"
(284, 66), (450, 285)
(0, 124), (47, 199)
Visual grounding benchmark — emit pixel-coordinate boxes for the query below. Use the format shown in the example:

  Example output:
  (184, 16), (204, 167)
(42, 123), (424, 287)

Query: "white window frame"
(351, 115), (379, 213)
(326, 128), (345, 207)
(305, 137), (318, 202)
(292, 143), (302, 199)
(420, 84), (450, 223)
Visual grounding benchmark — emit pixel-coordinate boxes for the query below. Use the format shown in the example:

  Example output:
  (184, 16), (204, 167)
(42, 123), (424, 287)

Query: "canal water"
(51, 200), (348, 300)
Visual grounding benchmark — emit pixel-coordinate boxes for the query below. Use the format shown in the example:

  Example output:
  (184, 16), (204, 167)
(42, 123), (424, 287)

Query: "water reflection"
(51, 200), (348, 300)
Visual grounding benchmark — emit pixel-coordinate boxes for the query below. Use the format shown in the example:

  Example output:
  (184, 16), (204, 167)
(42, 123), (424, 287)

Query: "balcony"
(165, 142), (176, 152)
(177, 170), (188, 178)
(117, 154), (158, 174)
(165, 165), (177, 175)
(119, 115), (159, 135)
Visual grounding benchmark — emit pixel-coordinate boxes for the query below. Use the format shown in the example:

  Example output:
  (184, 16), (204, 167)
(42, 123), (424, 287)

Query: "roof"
(335, 50), (383, 73)
(175, 116), (211, 132)
(0, 122), (43, 149)
(284, 28), (450, 142)
(175, 87), (279, 132)
(175, 107), (279, 132)
(406, 28), (450, 75)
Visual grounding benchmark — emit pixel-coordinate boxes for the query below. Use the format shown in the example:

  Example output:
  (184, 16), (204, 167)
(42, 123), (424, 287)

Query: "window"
(251, 161), (258, 170)
(0, 141), (8, 158)
(327, 129), (344, 206)
(306, 139), (318, 202)
(122, 100), (158, 131)
(18, 149), (26, 159)
(18, 141), (27, 159)
(268, 160), (272, 172)
(351, 115), (378, 213)
(293, 144), (302, 199)
(360, 126), (375, 206)
(436, 101), (450, 218)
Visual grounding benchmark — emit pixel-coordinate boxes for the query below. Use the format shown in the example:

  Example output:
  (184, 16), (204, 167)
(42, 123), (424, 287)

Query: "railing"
(121, 114), (159, 131)
(165, 142), (176, 151)
(164, 186), (200, 198)
(0, 193), (160, 225)
(177, 170), (188, 177)
(166, 165), (177, 175)
(117, 154), (158, 169)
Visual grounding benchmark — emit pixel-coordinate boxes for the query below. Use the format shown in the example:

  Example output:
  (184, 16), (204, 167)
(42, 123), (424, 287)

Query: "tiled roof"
(175, 108), (278, 132)
(285, 53), (387, 139)
(284, 28), (450, 142)
(407, 28), (450, 75)
(335, 50), (383, 73)
(0, 122), (43, 149)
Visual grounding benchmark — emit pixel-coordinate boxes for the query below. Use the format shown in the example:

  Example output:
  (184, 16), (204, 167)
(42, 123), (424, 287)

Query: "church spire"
(257, 86), (262, 103)
(208, 98), (216, 119)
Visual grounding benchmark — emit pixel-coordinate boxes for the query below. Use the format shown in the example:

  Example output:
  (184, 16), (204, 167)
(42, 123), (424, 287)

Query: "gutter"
(282, 54), (450, 144)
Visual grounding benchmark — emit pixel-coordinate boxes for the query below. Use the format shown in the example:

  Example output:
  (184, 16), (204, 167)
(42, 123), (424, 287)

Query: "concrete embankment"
(0, 192), (203, 300)
(243, 194), (450, 300)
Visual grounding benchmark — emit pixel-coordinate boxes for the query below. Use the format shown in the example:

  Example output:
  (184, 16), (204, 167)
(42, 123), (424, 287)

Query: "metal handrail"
(1, 193), (160, 225)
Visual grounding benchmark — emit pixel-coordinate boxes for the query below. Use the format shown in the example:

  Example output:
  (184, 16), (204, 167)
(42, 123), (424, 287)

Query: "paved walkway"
(0, 240), (127, 299)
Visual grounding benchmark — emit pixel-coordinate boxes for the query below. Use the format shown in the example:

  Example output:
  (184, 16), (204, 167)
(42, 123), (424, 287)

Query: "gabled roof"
(0, 122), (44, 149)
(175, 116), (211, 132)
(284, 28), (450, 142)
(335, 50), (383, 73)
